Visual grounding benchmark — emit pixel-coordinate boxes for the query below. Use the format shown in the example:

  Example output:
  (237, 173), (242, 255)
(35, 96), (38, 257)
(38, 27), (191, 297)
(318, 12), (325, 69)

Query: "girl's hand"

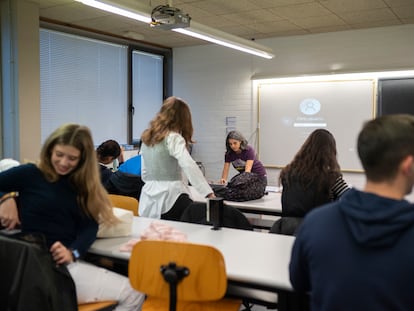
(0, 198), (20, 229)
(207, 193), (216, 199)
(50, 241), (74, 265)
(219, 178), (227, 184)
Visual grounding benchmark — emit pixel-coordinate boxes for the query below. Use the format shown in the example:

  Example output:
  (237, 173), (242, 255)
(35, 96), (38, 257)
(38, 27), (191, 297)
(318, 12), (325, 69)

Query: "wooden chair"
(108, 193), (139, 216)
(129, 240), (241, 311)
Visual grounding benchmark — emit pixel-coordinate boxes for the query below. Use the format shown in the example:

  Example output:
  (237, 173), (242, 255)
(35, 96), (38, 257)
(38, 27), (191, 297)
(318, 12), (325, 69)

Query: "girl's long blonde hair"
(38, 124), (117, 225)
(141, 96), (194, 147)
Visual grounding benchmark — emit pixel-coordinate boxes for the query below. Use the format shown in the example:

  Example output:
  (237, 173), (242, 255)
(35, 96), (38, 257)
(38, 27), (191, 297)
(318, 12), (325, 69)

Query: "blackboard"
(257, 79), (375, 172)
(378, 78), (414, 115)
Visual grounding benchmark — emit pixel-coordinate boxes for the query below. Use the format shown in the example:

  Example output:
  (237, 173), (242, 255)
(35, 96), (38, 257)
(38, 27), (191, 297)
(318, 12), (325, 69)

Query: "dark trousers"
(161, 193), (193, 221)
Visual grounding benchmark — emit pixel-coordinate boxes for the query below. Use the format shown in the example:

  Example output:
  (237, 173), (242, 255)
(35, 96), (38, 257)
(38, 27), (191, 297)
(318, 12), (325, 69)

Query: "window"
(40, 28), (168, 146)
(40, 29), (128, 144)
(132, 50), (164, 143)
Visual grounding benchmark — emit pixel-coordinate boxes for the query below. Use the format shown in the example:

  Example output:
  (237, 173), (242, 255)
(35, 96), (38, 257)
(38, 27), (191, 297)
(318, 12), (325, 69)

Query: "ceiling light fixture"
(75, 0), (151, 23)
(173, 22), (274, 59)
(75, 0), (275, 59)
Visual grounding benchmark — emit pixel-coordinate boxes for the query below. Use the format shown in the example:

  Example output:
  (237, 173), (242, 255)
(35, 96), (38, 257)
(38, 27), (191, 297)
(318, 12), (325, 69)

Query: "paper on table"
(265, 186), (282, 193)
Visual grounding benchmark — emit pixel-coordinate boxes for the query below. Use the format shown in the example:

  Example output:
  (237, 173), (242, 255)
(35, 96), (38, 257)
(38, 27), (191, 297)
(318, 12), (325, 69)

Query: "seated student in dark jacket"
(104, 154), (144, 200)
(276, 129), (349, 234)
(96, 139), (122, 184)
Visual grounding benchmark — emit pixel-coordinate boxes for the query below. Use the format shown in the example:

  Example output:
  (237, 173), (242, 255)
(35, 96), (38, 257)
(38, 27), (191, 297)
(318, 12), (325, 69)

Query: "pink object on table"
(119, 221), (187, 252)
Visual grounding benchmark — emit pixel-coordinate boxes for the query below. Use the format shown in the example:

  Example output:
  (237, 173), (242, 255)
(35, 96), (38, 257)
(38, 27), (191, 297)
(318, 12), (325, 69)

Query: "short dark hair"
(96, 140), (121, 159)
(358, 114), (414, 181)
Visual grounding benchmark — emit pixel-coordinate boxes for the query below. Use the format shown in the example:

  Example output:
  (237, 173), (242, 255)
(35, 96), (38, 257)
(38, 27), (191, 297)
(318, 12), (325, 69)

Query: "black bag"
(104, 170), (144, 200)
(214, 172), (266, 202)
(0, 233), (77, 311)
(180, 202), (253, 231)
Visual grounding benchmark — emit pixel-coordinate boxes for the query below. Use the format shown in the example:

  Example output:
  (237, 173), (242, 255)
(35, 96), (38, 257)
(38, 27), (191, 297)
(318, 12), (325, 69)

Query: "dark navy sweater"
(290, 188), (414, 310)
(0, 163), (98, 255)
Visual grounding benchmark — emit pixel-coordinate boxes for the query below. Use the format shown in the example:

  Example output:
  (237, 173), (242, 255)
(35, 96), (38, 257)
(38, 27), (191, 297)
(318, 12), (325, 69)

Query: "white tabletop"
(189, 186), (282, 216)
(89, 217), (294, 291)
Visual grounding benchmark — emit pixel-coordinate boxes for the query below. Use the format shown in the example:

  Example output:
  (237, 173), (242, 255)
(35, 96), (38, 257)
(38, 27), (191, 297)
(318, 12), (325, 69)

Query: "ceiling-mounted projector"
(150, 5), (191, 30)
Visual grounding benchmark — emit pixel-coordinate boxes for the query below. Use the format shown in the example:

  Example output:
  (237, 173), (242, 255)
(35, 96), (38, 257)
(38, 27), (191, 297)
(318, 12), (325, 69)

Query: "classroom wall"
(18, 0), (41, 163)
(172, 24), (414, 196)
(1, 0), (40, 163)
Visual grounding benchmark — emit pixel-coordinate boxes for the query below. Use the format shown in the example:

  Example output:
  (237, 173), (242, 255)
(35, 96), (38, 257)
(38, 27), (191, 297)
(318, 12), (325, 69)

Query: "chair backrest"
(129, 240), (227, 302)
(108, 194), (139, 216)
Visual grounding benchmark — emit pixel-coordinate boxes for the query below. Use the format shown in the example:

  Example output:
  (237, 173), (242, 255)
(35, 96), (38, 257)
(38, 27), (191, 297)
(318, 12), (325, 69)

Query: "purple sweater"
(225, 145), (267, 177)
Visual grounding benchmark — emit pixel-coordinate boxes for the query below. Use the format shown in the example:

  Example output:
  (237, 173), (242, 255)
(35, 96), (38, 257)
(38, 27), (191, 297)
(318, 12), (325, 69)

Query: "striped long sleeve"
(330, 175), (350, 200)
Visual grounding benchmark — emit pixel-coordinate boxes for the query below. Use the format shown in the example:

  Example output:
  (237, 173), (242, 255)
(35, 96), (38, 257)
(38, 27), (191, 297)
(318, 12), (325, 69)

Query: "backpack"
(214, 172), (266, 202)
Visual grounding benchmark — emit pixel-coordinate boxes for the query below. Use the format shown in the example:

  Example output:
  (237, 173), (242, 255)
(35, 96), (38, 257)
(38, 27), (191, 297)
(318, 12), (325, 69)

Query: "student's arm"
(50, 241), (75, 265)
(0, 197), (20, 229)
(330, 175), (350, 200)
(244, 146), (256, 173)
(69, 218), (99, 256)
(220, 162), (231, 184)
(244, 159), (254, 173)
(167, 133), (214, 198)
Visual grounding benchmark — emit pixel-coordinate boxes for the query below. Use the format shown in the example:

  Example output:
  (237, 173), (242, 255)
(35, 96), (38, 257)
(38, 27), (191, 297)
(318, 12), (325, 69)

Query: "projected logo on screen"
(300, 98), (320, 115)
(295, 98), (327, 128)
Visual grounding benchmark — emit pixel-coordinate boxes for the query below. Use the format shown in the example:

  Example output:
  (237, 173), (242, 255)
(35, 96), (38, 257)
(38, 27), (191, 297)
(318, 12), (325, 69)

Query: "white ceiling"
(33, 0), (414, 48)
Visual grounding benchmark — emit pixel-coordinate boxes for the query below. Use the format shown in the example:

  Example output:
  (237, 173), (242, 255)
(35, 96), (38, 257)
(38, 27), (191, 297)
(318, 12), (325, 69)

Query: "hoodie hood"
(339, 188), (414, 248)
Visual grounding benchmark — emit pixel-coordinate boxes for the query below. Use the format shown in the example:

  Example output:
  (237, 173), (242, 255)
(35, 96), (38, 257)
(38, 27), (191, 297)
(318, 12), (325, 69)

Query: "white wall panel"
(173, 25), (414, 202)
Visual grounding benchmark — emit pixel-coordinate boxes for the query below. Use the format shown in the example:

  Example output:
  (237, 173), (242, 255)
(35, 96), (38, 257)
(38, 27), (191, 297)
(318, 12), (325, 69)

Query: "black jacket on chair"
(104, 170), (144, 200)
(269, 217), (303, 236)
(180, 202), (253, 231)
(0, 233), (77, 311)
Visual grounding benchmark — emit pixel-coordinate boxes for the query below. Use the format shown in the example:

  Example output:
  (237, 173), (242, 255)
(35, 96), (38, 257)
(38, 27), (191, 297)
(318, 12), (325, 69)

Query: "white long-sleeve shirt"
(139, 132), (212, 218)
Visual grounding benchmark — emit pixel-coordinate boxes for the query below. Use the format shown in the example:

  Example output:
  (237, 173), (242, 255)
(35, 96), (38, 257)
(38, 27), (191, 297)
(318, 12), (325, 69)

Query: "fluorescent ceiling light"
(75, 0), (275, 59)
(253, 69), (414, 84)
(75, 0), (151, 23)
(173, 21), (274, 59)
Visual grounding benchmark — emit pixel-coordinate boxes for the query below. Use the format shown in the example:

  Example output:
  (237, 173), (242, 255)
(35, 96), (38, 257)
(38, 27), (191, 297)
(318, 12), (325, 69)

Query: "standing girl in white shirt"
(139, 96), (215, 220)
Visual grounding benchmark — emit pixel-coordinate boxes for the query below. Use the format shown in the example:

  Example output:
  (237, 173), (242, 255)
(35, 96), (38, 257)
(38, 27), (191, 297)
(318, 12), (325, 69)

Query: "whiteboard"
(257, 79), (375, 172)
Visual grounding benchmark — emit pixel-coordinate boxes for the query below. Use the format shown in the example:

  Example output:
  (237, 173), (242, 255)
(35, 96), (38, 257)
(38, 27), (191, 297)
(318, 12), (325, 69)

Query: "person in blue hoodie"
(289, 114), (414, 311)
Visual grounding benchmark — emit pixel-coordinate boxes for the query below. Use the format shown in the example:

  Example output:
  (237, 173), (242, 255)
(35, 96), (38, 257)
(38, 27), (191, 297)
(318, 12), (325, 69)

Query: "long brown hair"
(38, 124), (117, 225)
(141, 96), (194, 147)
(279, 129), (341, 191)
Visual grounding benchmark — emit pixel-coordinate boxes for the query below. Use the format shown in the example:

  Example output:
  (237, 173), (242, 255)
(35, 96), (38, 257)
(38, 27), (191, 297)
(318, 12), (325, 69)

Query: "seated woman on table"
(218, 130), (267, 201)
(0, 124), (144, 310)
(139, 96), (215, 220)
(273, 128), (350, 235)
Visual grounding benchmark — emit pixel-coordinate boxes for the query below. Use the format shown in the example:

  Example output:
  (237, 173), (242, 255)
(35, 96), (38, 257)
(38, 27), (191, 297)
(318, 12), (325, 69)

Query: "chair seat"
(143, 297), (241, 311)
